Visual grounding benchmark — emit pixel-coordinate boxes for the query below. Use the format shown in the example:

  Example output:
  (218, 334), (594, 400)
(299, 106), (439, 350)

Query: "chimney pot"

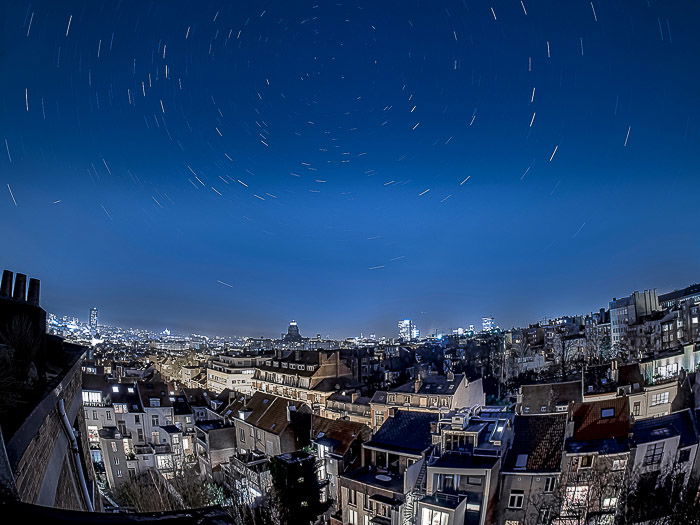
(27, 278), (40, 305)
(0, 270), (12, 297)
(12, 273), (27, 301)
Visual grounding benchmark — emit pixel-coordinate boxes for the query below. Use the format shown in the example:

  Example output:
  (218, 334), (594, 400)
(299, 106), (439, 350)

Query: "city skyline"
(41, 276), (698, 340)
(3, 1), (700, 337)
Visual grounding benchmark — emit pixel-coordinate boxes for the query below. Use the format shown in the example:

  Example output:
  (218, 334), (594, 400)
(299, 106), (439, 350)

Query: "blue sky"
(1, 1), (699, 337)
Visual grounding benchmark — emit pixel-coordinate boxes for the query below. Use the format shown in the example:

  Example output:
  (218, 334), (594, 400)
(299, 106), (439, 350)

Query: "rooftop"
(520, 380), (582, 414)
(392, 373), (464, 395)
(632, 409), (698, 447)
(365, 410), (436, 456)
(502, 414), (567, 473)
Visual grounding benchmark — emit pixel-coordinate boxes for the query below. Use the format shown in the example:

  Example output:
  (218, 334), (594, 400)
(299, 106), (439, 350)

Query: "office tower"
(398, 319), (416, 341)
(89, 307), (98, 332)
(482, 316), (496, 332)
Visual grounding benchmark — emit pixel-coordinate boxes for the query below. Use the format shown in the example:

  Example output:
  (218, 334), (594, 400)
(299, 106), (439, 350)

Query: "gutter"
(57, 398), (95, 512)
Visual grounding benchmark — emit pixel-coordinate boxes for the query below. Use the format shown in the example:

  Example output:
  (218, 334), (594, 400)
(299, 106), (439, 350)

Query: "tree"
(268, 452), (324, 525)
(115, 466), (225, 513)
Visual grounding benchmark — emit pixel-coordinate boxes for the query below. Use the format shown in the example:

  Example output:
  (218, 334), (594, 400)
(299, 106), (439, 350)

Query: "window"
(421, 508), (449, 525)
(537, 508), (550, 525)
(134, 415), (140, 424)
(111, 442), (117, 452)
(150, 397), (161, 407)
(137, 428), (144, 442)
(515, 454), (528, 470)
(651, 392), (669, 406)
(348, 488), (357, 506)
(83, 391), (102, 404)
(156, 455), (173, 470)
(440, 474), (454, 491)
(238, 428), (246, 443)
(347, 509), (358, 525)
(612, 458), (627, 471)
(112, 386), (120, 393)
(508, 490), (524, 509)
(114, 404), (127, 414)
(678, 448), (691, 463)
(374, 412), (384, 427)
(643, 443), (664, 467)
(152, 415), (159, 427)
(87, 426), (99, 443)
(544, 476), (556, 493)
(116, 469), (122, 478)
(92, 410), (98, 420)
(505, 521), (520, 525)
(564, 485), (588, 510)
(633, 402), (641, 416)
(114, 456), (119, 465)
(601, 408), (615, 418)
(602, 497), (618, 509)
(172, 435), (180, 445)
(106, 411), (112, 420)
(579, 455), (594, 469)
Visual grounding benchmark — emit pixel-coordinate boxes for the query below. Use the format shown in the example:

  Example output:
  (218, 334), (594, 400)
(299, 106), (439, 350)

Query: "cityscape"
(2, 1), (700, 525)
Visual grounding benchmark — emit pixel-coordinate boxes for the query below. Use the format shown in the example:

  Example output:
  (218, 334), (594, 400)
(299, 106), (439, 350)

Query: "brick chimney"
(0, 270), (12, 297)
(27, 278), (40, 306)
(12, 273), (27, 301)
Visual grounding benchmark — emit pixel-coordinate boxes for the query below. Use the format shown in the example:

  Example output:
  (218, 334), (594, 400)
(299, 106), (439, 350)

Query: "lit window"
(421, 507), (449, 525)
(112, 386), (120, 393)
(612, 459), (627, 471)
(602, 497), (618, 509)
(651, 392), (669, 406)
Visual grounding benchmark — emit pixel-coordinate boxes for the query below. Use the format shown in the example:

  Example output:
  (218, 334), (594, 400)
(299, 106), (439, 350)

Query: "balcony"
(153, 444), (172, 454)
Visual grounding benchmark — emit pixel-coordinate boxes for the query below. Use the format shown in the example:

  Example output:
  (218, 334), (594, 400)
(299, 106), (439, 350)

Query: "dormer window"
(514, 454), (528, 470)
(601, 408), (615, 418)
(150, 397), (160, 407)
(112, 386), (120, 393)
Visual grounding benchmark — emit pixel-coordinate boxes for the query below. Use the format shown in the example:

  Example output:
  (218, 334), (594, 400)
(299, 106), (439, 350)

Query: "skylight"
(515, 454), (528, 469)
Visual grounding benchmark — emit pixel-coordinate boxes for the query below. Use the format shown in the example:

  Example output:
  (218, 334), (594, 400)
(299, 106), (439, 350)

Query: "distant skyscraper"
(411, 325), (420, 340)
(89, 307), (98, 332)
(398, 319), (418, 341)
(482, 316), (496, 332)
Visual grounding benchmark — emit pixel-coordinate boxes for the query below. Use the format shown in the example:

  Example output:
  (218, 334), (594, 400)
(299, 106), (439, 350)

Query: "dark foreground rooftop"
(2, 502), (235, 524)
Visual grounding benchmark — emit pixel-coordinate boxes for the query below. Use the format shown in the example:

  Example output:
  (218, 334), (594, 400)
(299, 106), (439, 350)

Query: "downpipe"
(58, 398), (95, 512)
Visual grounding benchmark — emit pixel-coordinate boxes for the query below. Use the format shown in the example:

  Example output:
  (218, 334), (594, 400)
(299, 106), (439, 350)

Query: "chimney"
(414, 375), (423, 393)
(286, 402), (297, 422)
(447, 370), (455, 382)
(351, 391), (360, 403)
(295, 349), (301, 361)
(27, 278), (40, 305)
(0, 270), (12, 297)
(12, 273), (27, 301)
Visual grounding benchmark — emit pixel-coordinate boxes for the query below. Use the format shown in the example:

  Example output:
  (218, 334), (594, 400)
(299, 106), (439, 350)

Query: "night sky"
(1, 1), (699, 338)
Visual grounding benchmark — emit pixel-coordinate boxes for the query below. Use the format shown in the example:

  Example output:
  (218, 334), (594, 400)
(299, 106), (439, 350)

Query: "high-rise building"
(398, 319), (417, 341)
(89, 307), (98, 332)
(482, 316), (496, 332)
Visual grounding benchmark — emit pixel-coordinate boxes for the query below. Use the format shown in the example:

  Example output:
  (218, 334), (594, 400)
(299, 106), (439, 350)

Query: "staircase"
(402, 459), (428, 525)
